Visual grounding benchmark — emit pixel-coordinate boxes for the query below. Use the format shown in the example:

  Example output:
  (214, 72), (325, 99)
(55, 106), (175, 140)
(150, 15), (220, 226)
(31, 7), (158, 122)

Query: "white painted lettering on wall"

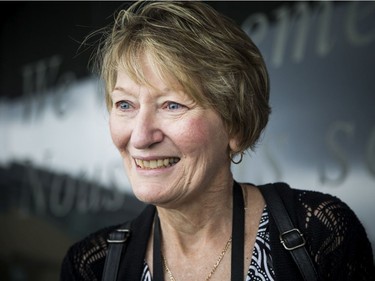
(21, 55), (76, 120)
(242, 1), (375, 68)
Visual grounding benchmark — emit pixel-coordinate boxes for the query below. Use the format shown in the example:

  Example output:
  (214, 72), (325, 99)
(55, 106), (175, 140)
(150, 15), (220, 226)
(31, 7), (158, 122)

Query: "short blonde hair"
(94, 1), (271, 152)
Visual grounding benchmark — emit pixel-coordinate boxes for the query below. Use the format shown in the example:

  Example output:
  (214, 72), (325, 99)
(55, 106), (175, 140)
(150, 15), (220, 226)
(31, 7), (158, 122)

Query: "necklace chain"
(162, 236), (232, 281)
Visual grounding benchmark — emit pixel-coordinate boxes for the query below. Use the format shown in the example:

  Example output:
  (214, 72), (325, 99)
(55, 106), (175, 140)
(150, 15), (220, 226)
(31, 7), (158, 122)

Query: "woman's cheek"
(182, 117), (213, 146)
(180, 113), (230, 158)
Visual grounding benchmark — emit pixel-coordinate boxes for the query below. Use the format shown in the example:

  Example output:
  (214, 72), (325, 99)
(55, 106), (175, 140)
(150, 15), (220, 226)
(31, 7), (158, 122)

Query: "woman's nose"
(130, 108), (164, 149)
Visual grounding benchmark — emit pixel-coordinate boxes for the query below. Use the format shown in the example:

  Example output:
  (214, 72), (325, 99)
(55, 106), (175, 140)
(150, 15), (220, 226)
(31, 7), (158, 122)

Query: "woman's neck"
(156, 181), (233, 255)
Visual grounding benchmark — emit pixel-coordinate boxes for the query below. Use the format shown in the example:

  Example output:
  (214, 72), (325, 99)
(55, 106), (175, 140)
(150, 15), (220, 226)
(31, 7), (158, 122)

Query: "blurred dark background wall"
(1, 1), (374, 280)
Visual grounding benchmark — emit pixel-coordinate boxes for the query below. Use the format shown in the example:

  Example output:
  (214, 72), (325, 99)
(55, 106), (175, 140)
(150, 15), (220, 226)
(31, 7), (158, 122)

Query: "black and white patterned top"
(140, 207), (275, 281)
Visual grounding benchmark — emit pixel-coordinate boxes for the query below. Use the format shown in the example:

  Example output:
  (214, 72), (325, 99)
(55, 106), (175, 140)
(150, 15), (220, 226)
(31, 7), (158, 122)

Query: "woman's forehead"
(116, 52), (183, 90)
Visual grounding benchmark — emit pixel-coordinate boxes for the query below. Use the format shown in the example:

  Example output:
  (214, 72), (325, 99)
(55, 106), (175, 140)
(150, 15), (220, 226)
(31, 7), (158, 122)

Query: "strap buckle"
(279, 228), (306, 250)
(107, 228), (131, 243)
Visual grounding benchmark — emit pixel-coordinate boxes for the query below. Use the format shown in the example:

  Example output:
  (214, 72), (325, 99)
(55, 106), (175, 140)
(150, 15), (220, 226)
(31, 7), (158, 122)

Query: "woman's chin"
(132, 187), (168, 205)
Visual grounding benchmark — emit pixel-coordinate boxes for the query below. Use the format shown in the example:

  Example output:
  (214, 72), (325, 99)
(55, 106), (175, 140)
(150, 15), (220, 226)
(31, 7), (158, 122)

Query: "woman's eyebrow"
(113, 86), (128, 93)
(111, 86), (137, 97)
(112, 85), (181, 99)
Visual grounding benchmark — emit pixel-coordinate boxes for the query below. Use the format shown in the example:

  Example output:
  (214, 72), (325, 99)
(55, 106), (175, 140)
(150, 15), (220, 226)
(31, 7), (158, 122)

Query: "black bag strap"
(101, 204), (155, 281)
(259, 184), (318, 281)
(102, 221), (132, 281)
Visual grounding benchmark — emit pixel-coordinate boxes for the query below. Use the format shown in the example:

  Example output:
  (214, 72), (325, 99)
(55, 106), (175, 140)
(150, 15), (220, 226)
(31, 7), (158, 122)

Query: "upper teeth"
(135, 158), (179, 169)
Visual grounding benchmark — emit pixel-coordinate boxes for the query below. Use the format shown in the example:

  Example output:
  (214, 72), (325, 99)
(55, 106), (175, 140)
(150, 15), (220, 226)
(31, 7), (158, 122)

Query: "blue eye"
(167, 102), (182, 110)
(117, 101), (131, 110)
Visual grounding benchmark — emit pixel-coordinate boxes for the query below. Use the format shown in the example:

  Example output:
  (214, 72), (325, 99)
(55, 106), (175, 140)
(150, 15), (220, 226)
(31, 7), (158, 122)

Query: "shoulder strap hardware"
(107, 228), (131, 243)
(280, 228), (306, 251)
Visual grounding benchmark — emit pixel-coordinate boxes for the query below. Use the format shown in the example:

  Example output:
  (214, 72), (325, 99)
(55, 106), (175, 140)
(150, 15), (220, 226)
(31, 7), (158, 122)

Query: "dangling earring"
(230, 152), (244, 164)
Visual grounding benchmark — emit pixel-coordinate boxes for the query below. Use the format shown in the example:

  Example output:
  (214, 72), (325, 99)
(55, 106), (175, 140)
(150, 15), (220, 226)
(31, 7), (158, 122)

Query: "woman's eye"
(166, 102), (183, 110)
(116, 101), (131, 110)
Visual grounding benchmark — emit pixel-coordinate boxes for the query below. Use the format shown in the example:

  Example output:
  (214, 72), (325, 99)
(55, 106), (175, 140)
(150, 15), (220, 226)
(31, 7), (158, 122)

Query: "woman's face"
(109, 58), (236, 207)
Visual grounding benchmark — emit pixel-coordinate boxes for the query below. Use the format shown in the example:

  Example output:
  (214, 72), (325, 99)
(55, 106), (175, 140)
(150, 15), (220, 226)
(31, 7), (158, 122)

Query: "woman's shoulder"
(258, 182), (375, 279)
(257, 182), (370, 255)
(68, 223), (121, 255)
(60, 205), (155, 281)
(261, 182), (354, 215)
(60, 223), (123, 281)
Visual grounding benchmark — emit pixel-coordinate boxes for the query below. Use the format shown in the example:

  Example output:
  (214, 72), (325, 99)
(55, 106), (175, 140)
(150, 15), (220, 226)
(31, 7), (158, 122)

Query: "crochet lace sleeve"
(297, 190), (375, 280)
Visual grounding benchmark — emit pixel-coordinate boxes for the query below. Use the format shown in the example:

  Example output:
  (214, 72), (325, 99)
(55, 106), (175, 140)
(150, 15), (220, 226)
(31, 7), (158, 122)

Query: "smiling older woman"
(60, 1), (374, 281)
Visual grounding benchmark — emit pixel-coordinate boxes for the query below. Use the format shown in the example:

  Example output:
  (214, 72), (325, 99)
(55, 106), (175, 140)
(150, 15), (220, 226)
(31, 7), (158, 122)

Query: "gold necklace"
(162, 236), (232, 281)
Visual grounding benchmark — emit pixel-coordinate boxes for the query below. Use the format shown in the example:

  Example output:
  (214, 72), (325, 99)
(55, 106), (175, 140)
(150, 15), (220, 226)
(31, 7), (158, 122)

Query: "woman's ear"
(229, 137), (240, 154)
(228, 137), (244, 164)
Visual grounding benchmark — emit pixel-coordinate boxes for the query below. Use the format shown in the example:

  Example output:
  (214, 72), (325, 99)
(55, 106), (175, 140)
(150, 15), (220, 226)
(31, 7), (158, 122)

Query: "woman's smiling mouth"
(134, 157), (180, 169)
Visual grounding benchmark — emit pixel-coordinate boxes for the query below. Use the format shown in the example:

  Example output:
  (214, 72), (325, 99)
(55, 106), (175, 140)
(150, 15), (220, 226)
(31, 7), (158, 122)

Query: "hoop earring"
(230, 152), (243, 164)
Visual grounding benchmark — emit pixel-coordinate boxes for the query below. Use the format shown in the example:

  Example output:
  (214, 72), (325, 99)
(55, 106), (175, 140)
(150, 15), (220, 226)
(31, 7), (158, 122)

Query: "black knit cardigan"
(60, 183), (375, 281)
